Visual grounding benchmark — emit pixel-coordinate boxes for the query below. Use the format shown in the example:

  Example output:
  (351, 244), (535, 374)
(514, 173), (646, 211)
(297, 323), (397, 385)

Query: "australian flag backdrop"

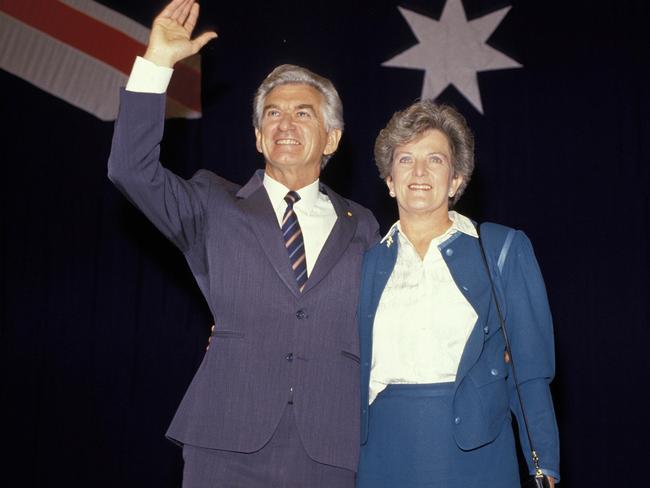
(1, 1), (648, 486)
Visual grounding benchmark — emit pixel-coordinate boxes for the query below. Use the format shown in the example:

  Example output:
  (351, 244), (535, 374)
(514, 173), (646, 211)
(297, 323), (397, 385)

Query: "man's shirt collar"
(263, 172), (320, 215)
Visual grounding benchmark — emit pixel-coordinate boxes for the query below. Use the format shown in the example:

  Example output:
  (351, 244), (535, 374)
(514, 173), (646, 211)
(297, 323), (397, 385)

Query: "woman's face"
(386, 129), (463, 220)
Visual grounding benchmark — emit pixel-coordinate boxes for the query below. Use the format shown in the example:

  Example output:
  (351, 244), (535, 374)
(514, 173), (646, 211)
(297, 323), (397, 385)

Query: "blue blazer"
(358, 222), (560, 479)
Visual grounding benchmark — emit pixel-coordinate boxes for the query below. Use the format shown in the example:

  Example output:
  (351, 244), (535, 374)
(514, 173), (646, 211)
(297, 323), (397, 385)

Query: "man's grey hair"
(374, 101), (475, 206)
(252, 64), (344, 168)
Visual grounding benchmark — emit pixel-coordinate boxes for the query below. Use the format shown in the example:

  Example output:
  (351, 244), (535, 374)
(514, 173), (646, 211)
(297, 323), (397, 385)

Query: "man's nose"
(278, 113), (294, 130)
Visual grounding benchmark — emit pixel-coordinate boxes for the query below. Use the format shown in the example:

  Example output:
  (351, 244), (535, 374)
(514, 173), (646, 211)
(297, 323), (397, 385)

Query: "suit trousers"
(181, 404), (355, 488)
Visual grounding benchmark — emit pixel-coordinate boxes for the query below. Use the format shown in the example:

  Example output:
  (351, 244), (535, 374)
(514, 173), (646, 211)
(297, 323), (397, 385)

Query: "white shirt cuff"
(125, 56), (174, 93)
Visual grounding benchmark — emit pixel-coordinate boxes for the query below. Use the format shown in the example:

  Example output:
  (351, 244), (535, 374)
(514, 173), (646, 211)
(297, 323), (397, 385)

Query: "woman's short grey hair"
(374, 101), (475, 206)
(252, 64), (344, 168)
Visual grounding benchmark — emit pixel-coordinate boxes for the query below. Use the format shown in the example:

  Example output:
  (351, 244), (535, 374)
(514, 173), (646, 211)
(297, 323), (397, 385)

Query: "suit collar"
(236, 169), (265, 199)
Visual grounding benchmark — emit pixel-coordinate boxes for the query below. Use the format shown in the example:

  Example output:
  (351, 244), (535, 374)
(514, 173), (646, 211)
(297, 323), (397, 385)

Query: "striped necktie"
(282, 191), (307, 292)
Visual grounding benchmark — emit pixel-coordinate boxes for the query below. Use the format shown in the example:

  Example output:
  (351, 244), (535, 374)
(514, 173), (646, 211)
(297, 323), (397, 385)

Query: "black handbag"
(477, 227), (553, 488)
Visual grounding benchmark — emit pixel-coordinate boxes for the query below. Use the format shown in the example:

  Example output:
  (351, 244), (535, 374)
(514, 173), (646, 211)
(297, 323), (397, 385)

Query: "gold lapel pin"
(346, 211), (353, 217)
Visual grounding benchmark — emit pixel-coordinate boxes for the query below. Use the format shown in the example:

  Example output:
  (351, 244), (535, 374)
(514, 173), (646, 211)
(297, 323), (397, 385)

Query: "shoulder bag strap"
(476, 225), (546, 483)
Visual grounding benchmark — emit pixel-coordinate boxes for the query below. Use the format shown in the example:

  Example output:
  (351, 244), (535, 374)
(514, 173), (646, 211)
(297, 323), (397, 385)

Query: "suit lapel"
(301, 185), (356, 294)
(237, 171), (301, 297)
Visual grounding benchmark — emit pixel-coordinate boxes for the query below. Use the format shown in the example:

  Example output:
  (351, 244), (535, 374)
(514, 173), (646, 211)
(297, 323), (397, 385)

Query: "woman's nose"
(414, 159), (427, 176)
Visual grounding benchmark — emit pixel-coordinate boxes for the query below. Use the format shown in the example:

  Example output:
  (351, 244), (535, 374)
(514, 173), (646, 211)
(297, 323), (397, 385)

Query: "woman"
(357, 101), (559, 487)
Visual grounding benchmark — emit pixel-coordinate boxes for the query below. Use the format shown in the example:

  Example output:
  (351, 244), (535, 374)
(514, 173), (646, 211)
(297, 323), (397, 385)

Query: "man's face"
(255, 84), (341, 180)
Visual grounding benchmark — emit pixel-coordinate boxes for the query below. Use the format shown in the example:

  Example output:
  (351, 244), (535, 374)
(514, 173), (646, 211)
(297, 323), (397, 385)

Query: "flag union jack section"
(0, 0), (202, 120)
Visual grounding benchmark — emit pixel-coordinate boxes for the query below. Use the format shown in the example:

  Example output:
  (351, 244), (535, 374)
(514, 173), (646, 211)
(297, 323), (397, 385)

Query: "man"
(108, 0), (379, 486)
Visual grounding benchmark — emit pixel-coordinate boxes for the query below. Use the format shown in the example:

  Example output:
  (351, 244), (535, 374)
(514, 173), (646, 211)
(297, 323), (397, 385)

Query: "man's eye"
(296, 111), (310, 118)
(266, 110), (280, 117)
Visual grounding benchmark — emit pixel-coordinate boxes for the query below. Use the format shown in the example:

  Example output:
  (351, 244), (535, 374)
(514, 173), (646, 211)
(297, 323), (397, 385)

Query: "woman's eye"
(398, 156), (412, 164)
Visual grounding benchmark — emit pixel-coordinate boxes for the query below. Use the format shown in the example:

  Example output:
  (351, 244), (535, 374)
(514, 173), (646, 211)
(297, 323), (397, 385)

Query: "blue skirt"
(357, 383), (520, 488)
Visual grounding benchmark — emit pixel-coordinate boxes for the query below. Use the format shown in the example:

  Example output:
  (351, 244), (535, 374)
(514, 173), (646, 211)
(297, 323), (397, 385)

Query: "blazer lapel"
(237, 171), (301, 297)
(361, 232), (398, 347)
(301, 185), (356, 294)
(441, 235), (492, 383)
(370, 234), (398, 316)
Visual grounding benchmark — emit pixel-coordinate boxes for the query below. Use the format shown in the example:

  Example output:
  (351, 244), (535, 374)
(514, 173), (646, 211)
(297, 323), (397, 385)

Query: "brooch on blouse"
(385, 235), (394, 248)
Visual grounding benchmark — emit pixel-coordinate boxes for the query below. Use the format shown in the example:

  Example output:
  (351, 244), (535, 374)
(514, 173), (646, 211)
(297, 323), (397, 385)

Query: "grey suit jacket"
(108, 89), (379, 471)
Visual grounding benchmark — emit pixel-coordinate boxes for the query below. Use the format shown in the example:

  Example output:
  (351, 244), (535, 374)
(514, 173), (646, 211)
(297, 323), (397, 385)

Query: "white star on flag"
(383, 0), (522, 113)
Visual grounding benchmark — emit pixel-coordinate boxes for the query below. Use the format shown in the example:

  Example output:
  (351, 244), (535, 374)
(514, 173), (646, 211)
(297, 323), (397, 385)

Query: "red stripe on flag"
(0, 0), (201, 112)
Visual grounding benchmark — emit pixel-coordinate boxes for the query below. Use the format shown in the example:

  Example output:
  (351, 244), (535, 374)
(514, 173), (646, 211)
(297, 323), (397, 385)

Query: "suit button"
(286, 353), (294, 362)
(454, 416), (461, 424)
(296, 310), (306, 319)
(491, 368), (499, 376)
(483, 326), (489, 334)
(445, 248), (454, 256)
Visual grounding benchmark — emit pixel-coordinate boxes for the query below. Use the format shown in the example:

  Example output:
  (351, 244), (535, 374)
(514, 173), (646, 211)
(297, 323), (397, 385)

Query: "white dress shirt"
(369, 211), (479, 404)
(262, 174), (337, 276)
(124, 56), (337, 276)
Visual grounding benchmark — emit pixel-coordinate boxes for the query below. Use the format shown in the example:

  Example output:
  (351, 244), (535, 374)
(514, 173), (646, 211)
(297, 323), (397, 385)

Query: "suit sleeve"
(501, 231), (560, 480)
(107, 89), (209, 252)
(362, 207), (380, 248)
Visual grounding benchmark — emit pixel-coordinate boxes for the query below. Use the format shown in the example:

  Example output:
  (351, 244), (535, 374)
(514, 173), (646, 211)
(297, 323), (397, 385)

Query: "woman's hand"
(144, 0), (217, 68)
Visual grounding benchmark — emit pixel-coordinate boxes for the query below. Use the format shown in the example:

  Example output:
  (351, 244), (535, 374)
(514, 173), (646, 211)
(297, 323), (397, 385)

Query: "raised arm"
(107, 0), (217, 251)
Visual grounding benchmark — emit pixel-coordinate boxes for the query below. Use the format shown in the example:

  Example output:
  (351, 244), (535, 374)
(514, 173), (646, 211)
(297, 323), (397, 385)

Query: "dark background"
(2, 0), (648, 486)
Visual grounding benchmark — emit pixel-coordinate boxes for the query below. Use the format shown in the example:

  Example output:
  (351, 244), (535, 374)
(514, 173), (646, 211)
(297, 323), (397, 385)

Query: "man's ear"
(323, 128), (342, 155)
(255, 128), (263, 154)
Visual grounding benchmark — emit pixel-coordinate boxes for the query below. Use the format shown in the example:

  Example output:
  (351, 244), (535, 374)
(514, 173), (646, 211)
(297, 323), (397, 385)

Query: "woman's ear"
(449, 174), (464, 198)
(385, 176), (396, 198)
